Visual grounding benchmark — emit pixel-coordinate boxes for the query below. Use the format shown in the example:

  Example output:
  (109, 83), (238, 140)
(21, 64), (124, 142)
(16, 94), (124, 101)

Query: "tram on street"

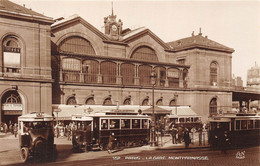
(208, 112), (260, 148)
(166, 114), (203, 130)
(71, 113), (151, 152)
(18, 112), (56, 162)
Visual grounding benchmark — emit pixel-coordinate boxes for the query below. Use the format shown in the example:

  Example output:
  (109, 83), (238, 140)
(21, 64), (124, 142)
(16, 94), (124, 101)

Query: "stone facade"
(0, 0), (54, 123)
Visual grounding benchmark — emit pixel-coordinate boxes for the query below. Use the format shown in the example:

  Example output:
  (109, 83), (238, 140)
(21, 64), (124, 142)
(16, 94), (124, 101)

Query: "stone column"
(134, 64), (140, 86)
(98, 60), (103, 83)
(116, 62), (122, 85)
(165, 67), (169, 87)
(179, 69), (183, 88)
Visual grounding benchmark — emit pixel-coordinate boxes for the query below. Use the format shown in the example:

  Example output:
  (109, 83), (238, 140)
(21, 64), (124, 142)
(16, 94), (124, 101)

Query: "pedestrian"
(220, 131), (230, 154)
(177, 126), (183, 143)
(171, 125), (177, 144)
(198, 127), (202, 146)
(107, 132), (116, 154)
(190, 127), (196, 144)
(13, 123), (18, 138)
(4, 123), (8, 134)
(184, 128), (190, 148)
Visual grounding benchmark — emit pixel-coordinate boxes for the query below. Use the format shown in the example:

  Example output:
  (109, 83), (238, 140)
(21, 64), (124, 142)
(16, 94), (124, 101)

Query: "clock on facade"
(112, 24), (117, 32)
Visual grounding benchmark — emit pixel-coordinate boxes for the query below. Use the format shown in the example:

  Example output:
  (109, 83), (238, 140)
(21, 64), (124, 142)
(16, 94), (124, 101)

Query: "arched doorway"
(1, 90), (23, 124)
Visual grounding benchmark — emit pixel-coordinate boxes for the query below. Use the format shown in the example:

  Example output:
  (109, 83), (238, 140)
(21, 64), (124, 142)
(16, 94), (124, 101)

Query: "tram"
(208, 112), (260, 148)
(71, 113), (151, 151)
(166, 114), (203, 131)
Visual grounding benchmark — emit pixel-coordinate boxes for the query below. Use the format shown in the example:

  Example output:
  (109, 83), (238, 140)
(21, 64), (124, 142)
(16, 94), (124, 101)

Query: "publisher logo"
(236, 151), (245, 159)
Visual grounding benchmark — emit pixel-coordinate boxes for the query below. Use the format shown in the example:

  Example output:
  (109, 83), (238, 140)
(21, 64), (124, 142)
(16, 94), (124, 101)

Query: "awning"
(166, 106), (200, 118)
(142, 106), (172, 115)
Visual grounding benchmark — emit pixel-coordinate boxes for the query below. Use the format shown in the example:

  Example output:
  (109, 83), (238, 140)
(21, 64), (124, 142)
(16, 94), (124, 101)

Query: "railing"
(3, 67), (21, 73)
(63, 71), (80, 82)
(102, 75), (117, 84)
(139, 76), (151, 86)
(84, 74), (98, 83)
(122, 76), (135, 85)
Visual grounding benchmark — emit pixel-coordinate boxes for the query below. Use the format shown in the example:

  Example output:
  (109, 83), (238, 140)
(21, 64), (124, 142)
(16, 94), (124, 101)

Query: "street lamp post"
(150, 69), (157, 147)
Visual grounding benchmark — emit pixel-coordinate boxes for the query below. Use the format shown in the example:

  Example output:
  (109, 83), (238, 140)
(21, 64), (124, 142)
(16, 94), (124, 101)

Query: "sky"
(10, 0), (260, 86)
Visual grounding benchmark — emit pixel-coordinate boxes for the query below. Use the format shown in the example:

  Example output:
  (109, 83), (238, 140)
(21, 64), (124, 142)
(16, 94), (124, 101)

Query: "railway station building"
(0, 0), (247, 124)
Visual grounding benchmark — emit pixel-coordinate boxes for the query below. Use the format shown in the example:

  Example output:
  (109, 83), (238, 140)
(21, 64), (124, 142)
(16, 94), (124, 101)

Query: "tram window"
(170, 118), (178, 123)
(121, 119), (130, 129)
(110, 119), (120, 129)
(190, 117), (194, 122)
(101, 119), (108, 129)
(248, 120), (253, 129)
(142, 119), (148, 129)
(179, 118), (184, 123)
(132, 119), (140, 128)
(186, 118), (190, 122)
(194, 117), (199, 122)
(241, 120), (247, 130)
(235, 120), (240, 130)
(255, 120), (260, 129)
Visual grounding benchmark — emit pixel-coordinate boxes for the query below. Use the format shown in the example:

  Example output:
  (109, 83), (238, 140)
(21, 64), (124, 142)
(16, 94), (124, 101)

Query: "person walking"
(13, 123), (18, 138)
(177, 126), (183, 143)
(190, 127), (196, 144)
(198, 127), (202, 146)
(184, 128), (190, 148)
(108, 132), (116, 154)
(171, 125), (177, 144)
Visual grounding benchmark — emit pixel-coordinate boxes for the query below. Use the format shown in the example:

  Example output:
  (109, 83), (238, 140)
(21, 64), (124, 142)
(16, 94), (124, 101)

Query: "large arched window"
(101, 61), (117, 84)
(121, 63), (135, 85)
(168, 68), (180, 88)
(209, 98), (217, 116)
(139, 65), (152, 86)
(131, 46), (158, 62)
(1, 90), (21, 104)
(83, 60), (99, 83)
(85, 97), (95, 105)
(59, 36), (96, 55)
(210, 62), (218, 86)
(2, 36), (21, 73)
(66, 96), (77, 105)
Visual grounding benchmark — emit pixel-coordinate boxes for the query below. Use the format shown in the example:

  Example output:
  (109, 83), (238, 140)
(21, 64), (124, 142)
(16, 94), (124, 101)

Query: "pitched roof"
(0, 0), (45, 17)
(0, 0), (53, 23)
(51, 14), (109, 41)
(121, 27), (170, 49)
(167, 34), (234, 53)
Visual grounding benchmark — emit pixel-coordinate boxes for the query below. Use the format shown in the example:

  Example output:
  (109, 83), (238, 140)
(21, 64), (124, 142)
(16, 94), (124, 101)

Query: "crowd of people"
(0, 121), (18, 137)
(170, 124), (208, 148)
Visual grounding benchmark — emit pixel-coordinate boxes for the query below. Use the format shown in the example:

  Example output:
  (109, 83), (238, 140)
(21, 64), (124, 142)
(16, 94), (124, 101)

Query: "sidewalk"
(147, 134), (210, 151)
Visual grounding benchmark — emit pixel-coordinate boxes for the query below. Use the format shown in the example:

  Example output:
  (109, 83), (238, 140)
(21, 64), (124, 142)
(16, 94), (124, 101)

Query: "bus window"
(235, 120), (240, 130)
(248, 120), (253, 129)
(142, 119), (148, 129)
(132, 119), (140, 128)
(110, 119), (120, 129)
(121, 119), (130, 129)
(241, 120), (247, 130)
(179, 118), (184, 123)
(101, 119), (108, 129)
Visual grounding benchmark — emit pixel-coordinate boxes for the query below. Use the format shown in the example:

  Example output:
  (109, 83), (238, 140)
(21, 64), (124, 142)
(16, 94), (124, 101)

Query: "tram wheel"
(20, 147), (29, 162)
